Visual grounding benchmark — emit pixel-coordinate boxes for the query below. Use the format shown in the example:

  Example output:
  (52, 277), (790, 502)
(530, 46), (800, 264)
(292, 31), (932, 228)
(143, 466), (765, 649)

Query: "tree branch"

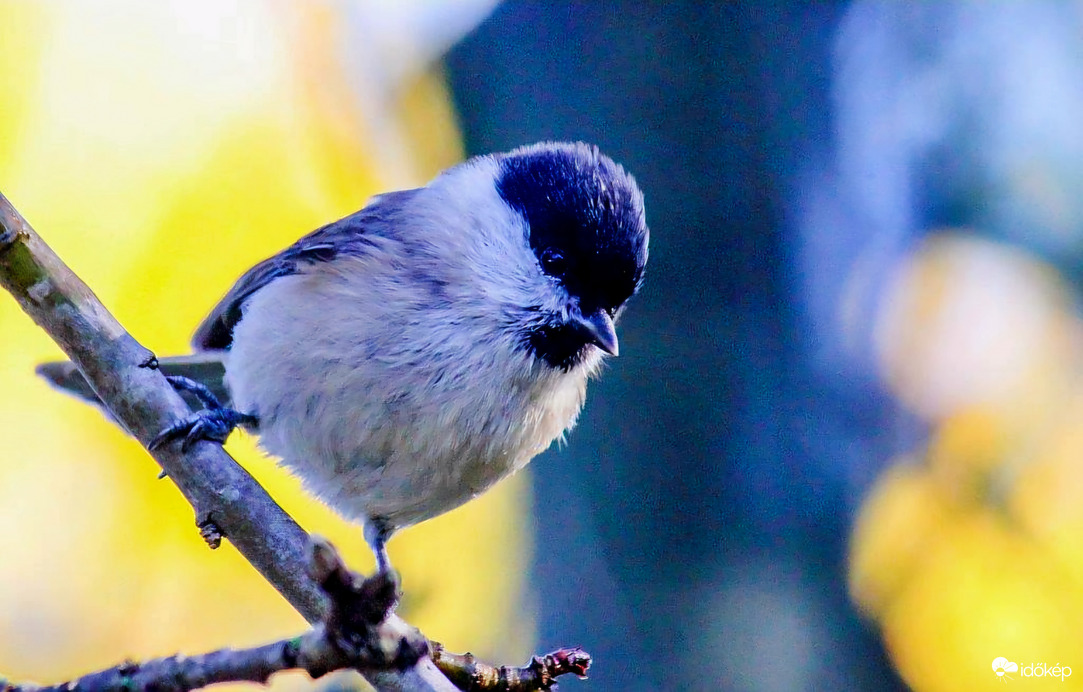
(1, 642), (591, 692)
(432, 645), (591, 691)
(0, 538), (590, 692)
(0, 191), (455, 692)
(0, 191), (325, 621)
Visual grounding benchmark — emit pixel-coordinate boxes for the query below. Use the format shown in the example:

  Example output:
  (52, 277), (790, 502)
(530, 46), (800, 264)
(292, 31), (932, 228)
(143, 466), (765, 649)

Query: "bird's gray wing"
(192, 188), (422, 350)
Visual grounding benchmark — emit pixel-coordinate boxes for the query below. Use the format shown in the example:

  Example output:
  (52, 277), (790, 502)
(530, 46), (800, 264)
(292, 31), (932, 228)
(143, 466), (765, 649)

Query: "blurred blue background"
(447, 3), (907, 689)
(451, 3), (1083, 690)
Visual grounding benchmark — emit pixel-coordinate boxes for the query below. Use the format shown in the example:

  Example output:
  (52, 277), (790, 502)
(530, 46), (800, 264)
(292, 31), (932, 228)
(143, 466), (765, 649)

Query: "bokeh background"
(4, 2), (1083, 691)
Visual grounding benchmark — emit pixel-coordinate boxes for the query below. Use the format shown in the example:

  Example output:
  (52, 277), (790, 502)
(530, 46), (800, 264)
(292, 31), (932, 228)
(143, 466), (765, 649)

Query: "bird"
(39, 141), (650, 572)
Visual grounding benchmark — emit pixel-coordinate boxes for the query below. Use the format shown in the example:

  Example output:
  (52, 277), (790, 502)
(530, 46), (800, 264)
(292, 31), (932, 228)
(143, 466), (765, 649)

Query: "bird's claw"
(149, 375), (258, 452)
(150, 407), (252, 452)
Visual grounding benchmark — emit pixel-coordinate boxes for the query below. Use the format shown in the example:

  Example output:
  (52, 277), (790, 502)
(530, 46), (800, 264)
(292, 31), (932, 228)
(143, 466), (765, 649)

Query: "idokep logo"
(992, 657), (1072, 682)
(993, 657), (1019, 681)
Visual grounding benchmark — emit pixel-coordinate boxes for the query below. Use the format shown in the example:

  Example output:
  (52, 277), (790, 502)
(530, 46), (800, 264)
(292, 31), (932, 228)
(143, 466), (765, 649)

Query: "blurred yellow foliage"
(0, 3), (529, 688)
(883, 512), (1083, 692)
(849, 461), (953, 619)
(854, 233), (1083, 690)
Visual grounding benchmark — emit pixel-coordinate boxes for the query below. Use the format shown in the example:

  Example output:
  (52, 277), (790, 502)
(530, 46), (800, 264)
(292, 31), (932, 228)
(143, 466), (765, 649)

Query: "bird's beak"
(572, 307), (619, 356)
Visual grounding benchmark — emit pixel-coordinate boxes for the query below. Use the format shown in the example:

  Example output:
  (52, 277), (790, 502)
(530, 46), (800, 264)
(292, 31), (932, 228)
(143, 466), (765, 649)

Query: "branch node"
(545, 647), (591, 680)
(0, 227), (22, 254)
(196, 514), (223, 549)
(0, 192), (29, 254)
(309, 538), (423, 672)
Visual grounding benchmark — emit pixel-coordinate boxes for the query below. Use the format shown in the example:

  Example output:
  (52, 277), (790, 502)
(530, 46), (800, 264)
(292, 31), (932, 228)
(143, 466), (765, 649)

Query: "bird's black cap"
(497, 142), (649, 313)
(496, 142), (649, 368)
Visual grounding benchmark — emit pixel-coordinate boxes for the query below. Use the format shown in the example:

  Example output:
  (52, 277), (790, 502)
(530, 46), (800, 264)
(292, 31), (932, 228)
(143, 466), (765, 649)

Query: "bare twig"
(1, 539), (429, 692)
(432, 645), (591, 692)
(0, 191), (456, 692)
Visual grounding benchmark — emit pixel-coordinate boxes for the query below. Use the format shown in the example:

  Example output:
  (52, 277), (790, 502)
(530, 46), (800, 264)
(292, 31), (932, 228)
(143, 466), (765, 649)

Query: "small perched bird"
(40, 142), (649, 572)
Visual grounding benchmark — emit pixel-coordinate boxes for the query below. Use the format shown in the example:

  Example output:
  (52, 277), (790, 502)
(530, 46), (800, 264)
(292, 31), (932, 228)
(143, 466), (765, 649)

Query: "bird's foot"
(149, 406), (258, 452)
(149, 376), (258, 452)
(365, 517), (395, 575)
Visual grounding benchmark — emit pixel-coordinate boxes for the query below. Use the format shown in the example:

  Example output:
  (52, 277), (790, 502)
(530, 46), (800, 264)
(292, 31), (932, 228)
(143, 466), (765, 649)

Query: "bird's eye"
(540, 247), (567, 276)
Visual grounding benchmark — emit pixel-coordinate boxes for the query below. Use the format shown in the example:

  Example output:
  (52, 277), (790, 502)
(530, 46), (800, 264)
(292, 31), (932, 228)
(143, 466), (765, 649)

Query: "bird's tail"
(37, 352), (231, 409)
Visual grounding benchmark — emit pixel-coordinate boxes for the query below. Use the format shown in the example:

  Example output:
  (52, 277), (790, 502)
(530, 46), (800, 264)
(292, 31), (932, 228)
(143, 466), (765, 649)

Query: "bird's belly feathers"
(224, 273), (592, 529)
